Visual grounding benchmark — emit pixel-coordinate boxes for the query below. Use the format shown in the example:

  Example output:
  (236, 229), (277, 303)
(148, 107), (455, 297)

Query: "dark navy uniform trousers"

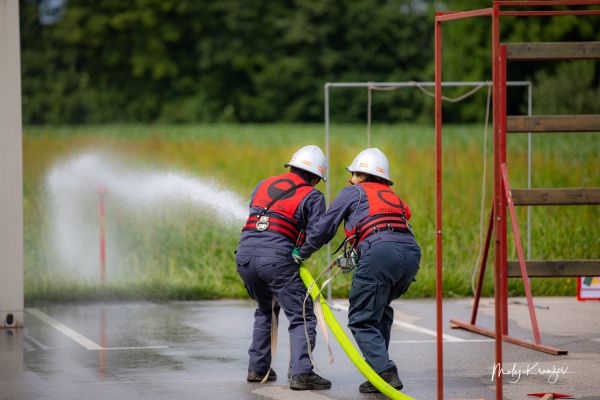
(348, 238), (421, 373)
(236, 254), (316, 375)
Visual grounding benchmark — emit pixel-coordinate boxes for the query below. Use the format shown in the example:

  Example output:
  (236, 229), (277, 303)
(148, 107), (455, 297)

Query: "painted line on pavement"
(99, 346), (169, 350)
(26, 308), (168, 351)
(27, 308), (102, 350)
(330, 303), (465, 342)
(253, 386), (336, 400)
(24, 333), (53, 350)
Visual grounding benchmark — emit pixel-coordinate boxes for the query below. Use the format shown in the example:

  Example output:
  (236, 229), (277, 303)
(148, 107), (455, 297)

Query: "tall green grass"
(23, 124), (599, 302)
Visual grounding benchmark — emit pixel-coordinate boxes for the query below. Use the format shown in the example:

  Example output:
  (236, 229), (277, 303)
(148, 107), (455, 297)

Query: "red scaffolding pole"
(433, 15), (443, 400)
(492, 10), (505, 399)
(434, 1), (599, 399)
(496, 0), (600, 6)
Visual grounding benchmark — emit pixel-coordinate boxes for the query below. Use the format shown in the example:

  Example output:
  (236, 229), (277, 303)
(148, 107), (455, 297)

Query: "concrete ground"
(1, 297), (599, 400)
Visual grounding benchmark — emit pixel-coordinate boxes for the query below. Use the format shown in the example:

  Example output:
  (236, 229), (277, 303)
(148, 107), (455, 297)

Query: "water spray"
(46, 152), (247, 282)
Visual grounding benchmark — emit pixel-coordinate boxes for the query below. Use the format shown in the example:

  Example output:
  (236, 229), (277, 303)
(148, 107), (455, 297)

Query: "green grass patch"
(23, 123), (599, 302)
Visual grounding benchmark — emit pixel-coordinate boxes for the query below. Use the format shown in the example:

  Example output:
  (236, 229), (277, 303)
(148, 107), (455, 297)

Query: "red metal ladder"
(450, 39), (600, 355)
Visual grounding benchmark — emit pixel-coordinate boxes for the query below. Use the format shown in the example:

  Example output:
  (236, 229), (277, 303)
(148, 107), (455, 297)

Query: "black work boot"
(290, 372), (332, 390)
(247, 368), (277, 382)
(358, 366), (403, 393)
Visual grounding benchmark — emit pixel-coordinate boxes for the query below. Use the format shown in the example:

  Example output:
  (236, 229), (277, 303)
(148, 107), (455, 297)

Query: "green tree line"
(20, 0), (600, 124)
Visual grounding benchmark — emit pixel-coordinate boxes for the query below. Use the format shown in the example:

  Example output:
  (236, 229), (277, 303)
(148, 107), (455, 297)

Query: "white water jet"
(46, 152), (248, 280)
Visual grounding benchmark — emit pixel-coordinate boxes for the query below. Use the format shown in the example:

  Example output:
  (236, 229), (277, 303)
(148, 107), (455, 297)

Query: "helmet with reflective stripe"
(284, 145), (328, 182)
(346, 147), (393, 185)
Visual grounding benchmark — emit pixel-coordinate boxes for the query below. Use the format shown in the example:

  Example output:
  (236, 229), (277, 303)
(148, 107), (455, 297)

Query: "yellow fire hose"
(299, 265), (415, 400)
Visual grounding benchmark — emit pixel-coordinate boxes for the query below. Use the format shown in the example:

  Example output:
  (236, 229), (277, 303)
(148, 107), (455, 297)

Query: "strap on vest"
(257, 183), (311, 217)
(332, 234), (355, 255)
(355, 213), (412, 243)
(245, 182), (310, 244)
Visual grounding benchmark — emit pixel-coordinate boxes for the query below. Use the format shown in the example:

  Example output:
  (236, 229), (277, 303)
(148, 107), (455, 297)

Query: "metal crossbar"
(323, 80), (532, 302)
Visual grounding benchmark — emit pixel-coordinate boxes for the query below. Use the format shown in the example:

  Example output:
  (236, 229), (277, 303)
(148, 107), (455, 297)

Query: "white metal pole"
(325, 84), (332, 301)
(326, 81), (531, 88)
(322, 81), (531, 303)
(367, 85), (372, 147)
(0, 0), (24, 329)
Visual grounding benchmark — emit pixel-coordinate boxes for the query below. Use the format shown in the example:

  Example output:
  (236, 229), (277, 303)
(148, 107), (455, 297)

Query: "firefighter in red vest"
(297, 148), (421, 393)
(236, 145), (331, 390)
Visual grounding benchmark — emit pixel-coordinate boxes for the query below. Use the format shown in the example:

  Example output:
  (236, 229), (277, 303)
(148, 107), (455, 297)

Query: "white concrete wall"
(0, 0), (24, 328)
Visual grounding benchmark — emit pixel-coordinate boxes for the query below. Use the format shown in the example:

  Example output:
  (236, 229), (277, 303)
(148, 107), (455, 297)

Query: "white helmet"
(284, 145), (328, 181)
(346, 148), (393, 185)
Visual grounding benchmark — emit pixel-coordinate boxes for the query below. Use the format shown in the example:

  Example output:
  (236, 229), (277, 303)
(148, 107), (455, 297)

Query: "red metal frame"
(434, 5), (506, 400)
(501, 162), (541, 343)
(433, 16), (443, 400)
(469, 207), (494, 325)
(435, 8), (493, 21)
(434, 1), (599, 399)
(495, 0), (600, 6)
(491, 5), (505, 399)
(500, 10), (600, 16)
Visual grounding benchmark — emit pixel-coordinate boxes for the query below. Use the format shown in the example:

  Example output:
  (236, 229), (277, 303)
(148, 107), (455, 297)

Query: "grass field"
(23, 123), (599, 303)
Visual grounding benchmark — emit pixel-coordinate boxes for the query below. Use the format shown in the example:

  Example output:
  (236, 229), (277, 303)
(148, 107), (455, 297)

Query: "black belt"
(359, 225), (412, 242)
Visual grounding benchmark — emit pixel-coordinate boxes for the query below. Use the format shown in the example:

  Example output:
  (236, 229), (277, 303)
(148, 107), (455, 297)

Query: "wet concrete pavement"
(1, 298), (599, 400)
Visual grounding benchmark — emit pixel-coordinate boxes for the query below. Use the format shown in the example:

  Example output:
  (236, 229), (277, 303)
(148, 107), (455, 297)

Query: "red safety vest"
(242, 172), (313, 244)
(344, 182), (412, 244)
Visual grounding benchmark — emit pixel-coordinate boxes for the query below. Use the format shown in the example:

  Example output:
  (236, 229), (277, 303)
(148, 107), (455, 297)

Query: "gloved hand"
(292, 247), (303, 264)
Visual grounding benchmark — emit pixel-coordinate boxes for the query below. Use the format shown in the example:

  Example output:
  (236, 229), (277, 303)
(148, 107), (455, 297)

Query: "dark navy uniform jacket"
(236, 171), (326, 259)
(299, 183), (417, 259)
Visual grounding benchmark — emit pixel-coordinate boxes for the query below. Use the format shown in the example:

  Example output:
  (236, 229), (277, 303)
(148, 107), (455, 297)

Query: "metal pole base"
(450, 319), (567, 355)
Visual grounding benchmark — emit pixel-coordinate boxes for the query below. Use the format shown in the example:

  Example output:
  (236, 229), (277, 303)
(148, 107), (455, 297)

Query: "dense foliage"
(20, 0), (600, 124)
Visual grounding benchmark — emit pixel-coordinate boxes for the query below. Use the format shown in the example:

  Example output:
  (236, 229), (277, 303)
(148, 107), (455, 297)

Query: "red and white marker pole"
(97, 185), (107, 285)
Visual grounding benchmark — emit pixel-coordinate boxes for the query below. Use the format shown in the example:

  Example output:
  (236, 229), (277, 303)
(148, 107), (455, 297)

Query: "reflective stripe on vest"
(242, 172), (312, 243)
(356, 213), (411, 243)
(345, 182), (411, 243)
(243, 215), (306, 244)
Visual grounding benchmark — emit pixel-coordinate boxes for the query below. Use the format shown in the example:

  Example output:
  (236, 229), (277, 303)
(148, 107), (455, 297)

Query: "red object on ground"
(528, 393), (573, 399)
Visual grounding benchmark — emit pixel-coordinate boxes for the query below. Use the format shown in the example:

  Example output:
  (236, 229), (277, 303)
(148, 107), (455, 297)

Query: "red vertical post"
(501, 163), (542, 343)
(97, 185), (107, 285)
(470, 207), (494, 325)
(434, 15), (444, 400)
(499, 43), (509, 337)
(492, 3), (503, 400)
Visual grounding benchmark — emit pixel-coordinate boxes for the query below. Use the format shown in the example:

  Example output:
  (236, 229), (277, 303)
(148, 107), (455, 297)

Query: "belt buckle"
(256, 216), (270, 231)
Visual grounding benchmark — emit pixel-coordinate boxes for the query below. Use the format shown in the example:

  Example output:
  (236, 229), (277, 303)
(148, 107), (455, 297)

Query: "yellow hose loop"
(299, 265), (416, 400)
